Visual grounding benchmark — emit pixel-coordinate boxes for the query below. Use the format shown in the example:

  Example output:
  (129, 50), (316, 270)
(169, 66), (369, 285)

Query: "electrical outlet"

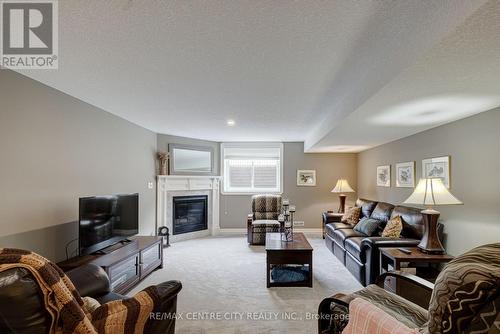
(293, 221), (304, 227)
(148, 182), (154, 189)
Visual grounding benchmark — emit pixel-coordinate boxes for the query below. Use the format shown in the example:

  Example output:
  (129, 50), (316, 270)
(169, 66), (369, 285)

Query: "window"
(221, 143), (283, 194)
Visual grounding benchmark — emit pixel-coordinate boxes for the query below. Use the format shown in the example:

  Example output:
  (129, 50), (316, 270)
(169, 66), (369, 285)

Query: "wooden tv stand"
(57, 236), (163, 294)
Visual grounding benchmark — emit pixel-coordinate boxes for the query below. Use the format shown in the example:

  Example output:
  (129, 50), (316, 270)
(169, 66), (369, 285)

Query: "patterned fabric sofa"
(247, 194), (282, 245)
(318, 243), (500, 334)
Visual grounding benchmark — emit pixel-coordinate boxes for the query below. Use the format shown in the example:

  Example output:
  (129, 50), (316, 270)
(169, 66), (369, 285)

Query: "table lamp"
(403, 178), (463, 254)
(331, 179), (355, 213)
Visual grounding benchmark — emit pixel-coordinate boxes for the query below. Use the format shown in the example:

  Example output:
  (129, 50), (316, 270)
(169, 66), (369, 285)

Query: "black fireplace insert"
(172, 195), (208, 235)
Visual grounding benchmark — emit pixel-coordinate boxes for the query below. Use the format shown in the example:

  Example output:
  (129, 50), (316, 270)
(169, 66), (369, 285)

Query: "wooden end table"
(265, 232), (313, 288)
(379, 247), (453, 303)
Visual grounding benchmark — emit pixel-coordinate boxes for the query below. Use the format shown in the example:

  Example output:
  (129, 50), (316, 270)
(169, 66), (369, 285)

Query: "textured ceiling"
(16, 0), (500, 151)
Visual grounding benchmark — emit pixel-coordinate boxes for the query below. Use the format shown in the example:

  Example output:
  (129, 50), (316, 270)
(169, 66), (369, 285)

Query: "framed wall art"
(422, 156), (450, 188)
(396, 161), (415, 188)
(376, 165), (391, 187)
(297, 170), (316, 186)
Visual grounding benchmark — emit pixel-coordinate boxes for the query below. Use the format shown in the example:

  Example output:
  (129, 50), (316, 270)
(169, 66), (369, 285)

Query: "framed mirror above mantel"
(169, 143), (215, 175)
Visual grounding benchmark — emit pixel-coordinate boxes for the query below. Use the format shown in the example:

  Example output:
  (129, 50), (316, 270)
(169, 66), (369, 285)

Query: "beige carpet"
(130, 235), (362, 334)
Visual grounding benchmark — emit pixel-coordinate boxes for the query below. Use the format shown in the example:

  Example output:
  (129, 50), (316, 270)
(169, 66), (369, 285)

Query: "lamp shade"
(403, 178), (463, 206)
(331, 179), (355, 193)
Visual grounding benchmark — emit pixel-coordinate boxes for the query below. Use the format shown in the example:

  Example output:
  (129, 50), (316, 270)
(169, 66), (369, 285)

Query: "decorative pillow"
(342, 206), (361, 226)
(382, 215), (403, 238)
(353, 217), (382, 236)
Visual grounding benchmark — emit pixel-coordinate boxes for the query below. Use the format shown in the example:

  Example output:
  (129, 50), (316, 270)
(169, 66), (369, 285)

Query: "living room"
(1, 1), (499, 334)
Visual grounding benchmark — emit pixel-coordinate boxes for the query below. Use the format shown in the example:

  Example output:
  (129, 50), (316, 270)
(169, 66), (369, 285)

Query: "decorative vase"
(159, 160), (168, 175)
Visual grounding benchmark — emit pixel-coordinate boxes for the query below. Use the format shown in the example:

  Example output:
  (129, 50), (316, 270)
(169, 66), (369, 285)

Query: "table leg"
(266, 256), (270, 288)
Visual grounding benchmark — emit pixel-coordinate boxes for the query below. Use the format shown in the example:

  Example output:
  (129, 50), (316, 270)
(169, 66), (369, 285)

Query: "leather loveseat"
(323, 198), (437, 286)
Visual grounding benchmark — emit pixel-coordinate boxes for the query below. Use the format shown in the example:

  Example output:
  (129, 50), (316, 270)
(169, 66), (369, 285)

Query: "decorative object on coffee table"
(403, 178), (463, 254)
(331, 179), (355, 213)
(297, 170), (316, 186)
(376, 165), (391, 187)
(280, 200), (295, 242)
(156, 151), (169, 175)
(422, 156), (450, 188)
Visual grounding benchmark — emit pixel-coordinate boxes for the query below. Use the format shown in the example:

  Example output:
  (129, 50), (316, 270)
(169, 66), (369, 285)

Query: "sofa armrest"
(146, 280), (182, 334)
(66, 263), (111, 298)
(361, 237), (420, 285)
(362, 237), (420, 248)
(322, 212), (344, 224)
(247, 214), (254, 226)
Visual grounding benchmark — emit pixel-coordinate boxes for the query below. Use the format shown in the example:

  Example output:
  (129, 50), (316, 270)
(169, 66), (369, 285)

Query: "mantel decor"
(156, 151), (169, 175)
(279, 199), (295, 242)
(403, 178), (463, 254)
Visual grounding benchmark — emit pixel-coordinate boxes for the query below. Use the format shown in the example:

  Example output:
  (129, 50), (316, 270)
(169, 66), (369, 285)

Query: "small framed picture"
(396, 161), (415, 188)
(376, 165), (391, 187)
(422, 156), (450, 188)
(297, 170), (316, 186)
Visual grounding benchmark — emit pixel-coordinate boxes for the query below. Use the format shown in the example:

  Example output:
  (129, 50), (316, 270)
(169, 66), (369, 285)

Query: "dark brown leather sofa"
(0, 263), (181, 334)
(324, 198), (436, 286)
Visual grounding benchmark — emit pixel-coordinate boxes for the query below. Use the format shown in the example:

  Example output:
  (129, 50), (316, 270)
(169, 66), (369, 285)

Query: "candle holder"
(281, 201), (295, 242)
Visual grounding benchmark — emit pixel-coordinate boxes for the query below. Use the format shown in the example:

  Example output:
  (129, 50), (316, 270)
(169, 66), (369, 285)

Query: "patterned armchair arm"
(375, 271), (435, 292)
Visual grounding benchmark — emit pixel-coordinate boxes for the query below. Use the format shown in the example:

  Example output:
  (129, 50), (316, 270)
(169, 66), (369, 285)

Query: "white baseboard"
(217, 228), (246, 235)
(216, 228), (322, 237)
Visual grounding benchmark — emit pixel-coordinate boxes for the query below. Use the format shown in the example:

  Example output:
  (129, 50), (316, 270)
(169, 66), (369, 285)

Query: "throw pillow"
(382, 215), (403, 238)
(342, 206), (361, 226)
(354, 217), (382, 236)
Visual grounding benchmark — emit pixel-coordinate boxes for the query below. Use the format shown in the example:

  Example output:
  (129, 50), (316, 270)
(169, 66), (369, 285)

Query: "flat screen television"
(79, 193), (139, 255)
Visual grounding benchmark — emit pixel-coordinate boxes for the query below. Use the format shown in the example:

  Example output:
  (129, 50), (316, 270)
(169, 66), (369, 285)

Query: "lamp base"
(338, 195), (347, 213)
(418, 211), (445, 254)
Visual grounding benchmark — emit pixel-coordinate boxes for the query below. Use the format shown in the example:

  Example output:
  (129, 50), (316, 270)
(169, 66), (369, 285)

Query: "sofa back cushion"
(252, 194), (282, 220)
(427, 243), (500, 334)
(391, 206), (424, 239)
(370, 202), (395, 225)
(355, 198), (378, 219)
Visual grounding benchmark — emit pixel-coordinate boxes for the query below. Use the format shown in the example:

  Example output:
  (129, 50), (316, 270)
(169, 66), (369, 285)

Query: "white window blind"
(222, 144), (282, 193)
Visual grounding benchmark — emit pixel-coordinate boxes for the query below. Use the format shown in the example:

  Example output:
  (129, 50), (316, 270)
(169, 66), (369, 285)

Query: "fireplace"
(172, 195), (208, 235)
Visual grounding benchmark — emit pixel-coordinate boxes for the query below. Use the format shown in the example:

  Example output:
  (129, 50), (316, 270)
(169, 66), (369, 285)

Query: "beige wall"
(0, 70), (157, 262)
(357, 108), (500, 256)
(220, 142), (357, 229)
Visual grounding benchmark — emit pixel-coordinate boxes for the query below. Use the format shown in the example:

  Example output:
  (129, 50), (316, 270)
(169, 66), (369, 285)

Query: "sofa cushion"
(370, 202), (395, 224)
(354, 217), (382, 236)
(391, 206), (424, 239)
(355, 198), (378, 218)
(345, 237), (365, 263)
(332, 228), (365, 247)
(341, 207), (361, 226)
(325, 223), (351, 239)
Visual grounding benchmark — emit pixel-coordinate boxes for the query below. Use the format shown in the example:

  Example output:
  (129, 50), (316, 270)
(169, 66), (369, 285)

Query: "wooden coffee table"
(265, 232), (313, 288)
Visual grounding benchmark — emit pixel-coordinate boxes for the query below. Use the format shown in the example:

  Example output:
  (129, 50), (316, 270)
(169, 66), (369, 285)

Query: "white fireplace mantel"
(156, 175), (221, 241)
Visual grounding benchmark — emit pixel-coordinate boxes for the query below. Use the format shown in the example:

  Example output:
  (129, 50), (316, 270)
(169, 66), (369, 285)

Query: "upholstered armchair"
(318, 243), (500, 334)
(247, 194), (282, 245)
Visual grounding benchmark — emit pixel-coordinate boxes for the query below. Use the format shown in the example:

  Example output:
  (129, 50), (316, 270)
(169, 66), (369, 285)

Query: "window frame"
(220, 142), (284, 195)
